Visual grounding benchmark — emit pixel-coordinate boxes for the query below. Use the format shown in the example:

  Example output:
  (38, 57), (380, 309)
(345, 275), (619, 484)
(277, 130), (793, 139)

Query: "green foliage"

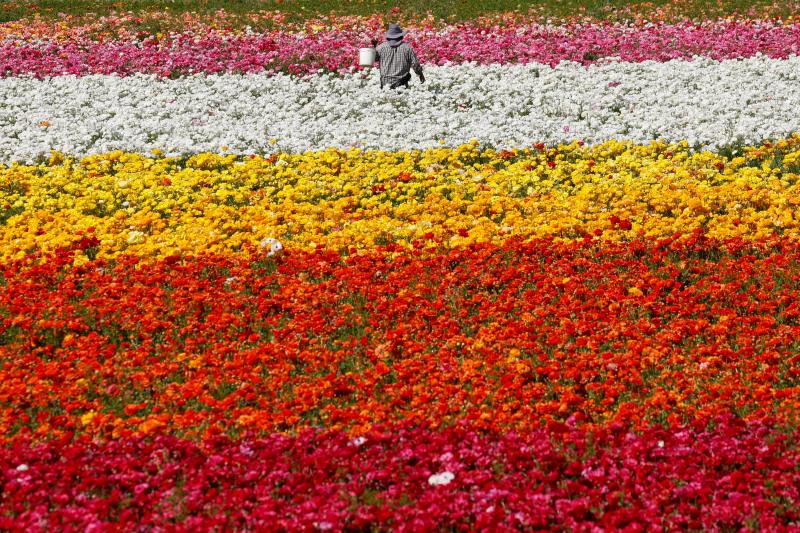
(2, 0), (800, 25)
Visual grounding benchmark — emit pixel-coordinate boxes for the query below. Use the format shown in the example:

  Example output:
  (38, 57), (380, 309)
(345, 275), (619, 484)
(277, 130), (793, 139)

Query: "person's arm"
(409, 46), (424, 82)
(371, 39), (380, 62)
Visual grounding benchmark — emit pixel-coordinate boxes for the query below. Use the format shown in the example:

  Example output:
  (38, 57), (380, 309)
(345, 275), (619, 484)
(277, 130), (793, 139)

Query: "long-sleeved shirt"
(374, 41), (422, 88)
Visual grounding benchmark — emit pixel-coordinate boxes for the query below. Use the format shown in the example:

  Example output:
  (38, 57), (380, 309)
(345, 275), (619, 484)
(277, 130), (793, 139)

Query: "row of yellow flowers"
(2, 137), (800, 263)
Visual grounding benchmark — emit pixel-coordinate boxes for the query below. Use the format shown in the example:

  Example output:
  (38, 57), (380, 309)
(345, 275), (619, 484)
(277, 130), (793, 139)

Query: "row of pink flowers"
(3, 20), (800, 76)
(3, 417), (799, 531)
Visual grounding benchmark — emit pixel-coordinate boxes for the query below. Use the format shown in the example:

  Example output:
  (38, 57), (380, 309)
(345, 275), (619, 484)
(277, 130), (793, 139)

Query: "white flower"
(428, 471), (455, 486)
(15, 464), (29, 472)
(260, 237), (283, 256)
(2, 56), (800, 162)
(349, 436), (367, 447)
(127, 230), (145, 244)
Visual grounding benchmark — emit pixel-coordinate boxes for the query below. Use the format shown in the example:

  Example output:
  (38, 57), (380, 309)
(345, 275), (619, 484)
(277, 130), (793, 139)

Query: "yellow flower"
(2, 136), (800, 263)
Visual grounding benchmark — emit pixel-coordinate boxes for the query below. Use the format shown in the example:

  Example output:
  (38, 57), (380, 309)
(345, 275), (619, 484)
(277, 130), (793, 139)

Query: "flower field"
(3, 3), (800, 531)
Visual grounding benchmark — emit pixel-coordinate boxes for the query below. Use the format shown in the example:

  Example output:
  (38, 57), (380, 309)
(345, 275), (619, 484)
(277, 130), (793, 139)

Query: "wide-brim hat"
(385, 23), (407, 39)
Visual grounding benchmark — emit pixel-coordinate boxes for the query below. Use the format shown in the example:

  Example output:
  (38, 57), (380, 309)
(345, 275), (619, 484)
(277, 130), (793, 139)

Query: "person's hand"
(419, 73), (425, 83)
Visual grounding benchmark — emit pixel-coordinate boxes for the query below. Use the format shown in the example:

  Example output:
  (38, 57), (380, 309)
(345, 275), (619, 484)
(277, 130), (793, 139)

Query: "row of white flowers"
(1, 55), (798, 161)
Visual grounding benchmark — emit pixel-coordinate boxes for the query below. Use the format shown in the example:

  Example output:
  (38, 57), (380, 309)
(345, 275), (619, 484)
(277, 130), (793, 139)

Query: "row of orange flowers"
(6, 4), (800, 43)
(2, 233), (799, 443)
(9, 1), (800, 39)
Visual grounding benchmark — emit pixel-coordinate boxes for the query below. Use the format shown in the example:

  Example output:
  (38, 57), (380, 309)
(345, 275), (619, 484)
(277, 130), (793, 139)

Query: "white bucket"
(359, 47), (376, 66)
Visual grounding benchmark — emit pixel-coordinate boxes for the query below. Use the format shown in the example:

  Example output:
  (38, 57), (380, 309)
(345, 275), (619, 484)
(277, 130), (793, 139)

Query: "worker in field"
(370, 23), (425, 90)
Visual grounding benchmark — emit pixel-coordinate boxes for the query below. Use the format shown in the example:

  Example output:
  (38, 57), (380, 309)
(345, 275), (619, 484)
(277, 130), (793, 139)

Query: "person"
(370, 23), (424, 90)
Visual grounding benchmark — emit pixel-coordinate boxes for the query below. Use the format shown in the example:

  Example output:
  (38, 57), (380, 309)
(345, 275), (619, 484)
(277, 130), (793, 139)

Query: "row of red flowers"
(3, 20), (800, 77)
(2, 233), (799, 442)
(3, 417), (799, 531)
